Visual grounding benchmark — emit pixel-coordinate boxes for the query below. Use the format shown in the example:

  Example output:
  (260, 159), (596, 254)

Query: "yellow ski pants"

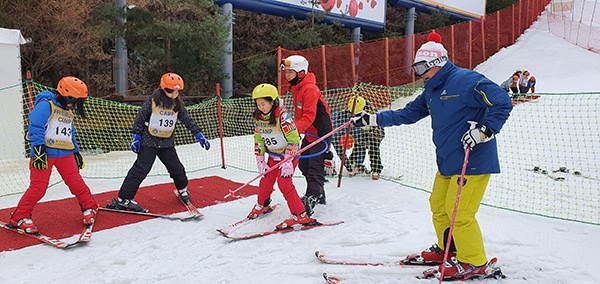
(430, 171), (490, 266)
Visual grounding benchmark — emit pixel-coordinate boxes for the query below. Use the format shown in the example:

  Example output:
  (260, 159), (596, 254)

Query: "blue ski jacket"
(28, 90), (80, 158)
(376, 62), (512, 176)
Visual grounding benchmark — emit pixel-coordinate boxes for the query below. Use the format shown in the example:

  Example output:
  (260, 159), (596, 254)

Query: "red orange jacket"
(290, 72), (332, 142)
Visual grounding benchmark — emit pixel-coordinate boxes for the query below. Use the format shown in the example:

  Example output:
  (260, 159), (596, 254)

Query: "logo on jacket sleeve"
(281, 112), (297, 134)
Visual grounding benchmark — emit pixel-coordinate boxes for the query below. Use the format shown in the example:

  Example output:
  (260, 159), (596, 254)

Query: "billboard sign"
(551, 1), (573, 13)
(216, 0), (386, 31)
(388, 0), (486, 20)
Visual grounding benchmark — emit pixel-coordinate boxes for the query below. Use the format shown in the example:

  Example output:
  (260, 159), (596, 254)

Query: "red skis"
(172, 189), (203, 218)
(0, 220), (94, 249)
(315, 251), (438, 267)
(216, 204), (280, 236)
(220, 221), (344, 241)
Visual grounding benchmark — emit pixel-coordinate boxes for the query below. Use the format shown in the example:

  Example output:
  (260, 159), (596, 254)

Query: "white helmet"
(280, 55), (309, 74)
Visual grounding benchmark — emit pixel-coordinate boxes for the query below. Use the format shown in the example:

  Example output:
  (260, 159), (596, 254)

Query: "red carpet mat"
(0, 176), (257, 252)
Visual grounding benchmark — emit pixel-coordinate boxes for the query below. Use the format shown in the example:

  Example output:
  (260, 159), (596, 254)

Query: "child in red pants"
(247, 83), (316, 230)
(9, 76), (98, 234)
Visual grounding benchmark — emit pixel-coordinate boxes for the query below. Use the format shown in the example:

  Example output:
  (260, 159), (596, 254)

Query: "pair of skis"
(316, 251), (440, 267)
(216, 204), (280, 236)
(98, 189), (203, 221)
(216, 205), (344, 241)
(220, 221), (344, 241)
(527, 166), (600, 182)
(0, 220), (94, 249)
(552, 166), (599, 181)
(1, 189), (201, 249)
(317, 251), (506, 282)
(527, 166), (565, 181)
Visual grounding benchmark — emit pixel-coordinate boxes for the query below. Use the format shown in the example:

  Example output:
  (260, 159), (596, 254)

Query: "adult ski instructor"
(280, 55), (333, 216)
(352, 32), (512, 280)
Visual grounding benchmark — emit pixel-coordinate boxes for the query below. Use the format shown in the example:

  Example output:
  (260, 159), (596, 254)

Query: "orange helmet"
(57, 76), (88, 98)
(160, 72), (184, 90)
(529, 76), (536, 81)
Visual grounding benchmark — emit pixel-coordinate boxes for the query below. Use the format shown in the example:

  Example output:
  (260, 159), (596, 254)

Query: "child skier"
(528, 76), (536, 93)
(518, 70), (531, 93)
(332, 108), (364, 175)
(9, 76), (98, 233)
(346, 96), (385, 180)
(509, 70), (521, 94)
(248, 83), (316, 230)
(106, 72), (210, 212)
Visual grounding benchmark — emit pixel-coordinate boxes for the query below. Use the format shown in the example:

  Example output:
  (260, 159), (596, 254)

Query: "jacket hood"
(34, 90), (58, 106)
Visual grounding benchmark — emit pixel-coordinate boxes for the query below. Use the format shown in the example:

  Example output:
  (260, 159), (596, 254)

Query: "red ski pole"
(216, 83), (226, 169)
(224, 120), (353, 199)
(26, 70), (34, 111)
(439, 121), (477, 283)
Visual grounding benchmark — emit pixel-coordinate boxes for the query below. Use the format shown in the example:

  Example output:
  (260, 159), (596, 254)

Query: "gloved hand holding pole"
(224, 120), (353, 199)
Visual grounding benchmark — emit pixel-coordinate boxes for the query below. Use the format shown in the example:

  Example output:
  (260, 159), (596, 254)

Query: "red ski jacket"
(290, 72), (332, 143)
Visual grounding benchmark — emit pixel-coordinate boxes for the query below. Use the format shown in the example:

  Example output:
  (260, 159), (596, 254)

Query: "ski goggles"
(411, 56), (448, 77)
(280, 59), (292, 70)
(63, 96), (78, 105)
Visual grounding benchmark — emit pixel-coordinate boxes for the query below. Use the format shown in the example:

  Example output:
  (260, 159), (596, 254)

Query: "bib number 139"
(159, 119), (174, 127)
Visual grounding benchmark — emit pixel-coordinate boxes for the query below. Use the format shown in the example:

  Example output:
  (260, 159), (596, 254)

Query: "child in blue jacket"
(9, 76), (98, 234)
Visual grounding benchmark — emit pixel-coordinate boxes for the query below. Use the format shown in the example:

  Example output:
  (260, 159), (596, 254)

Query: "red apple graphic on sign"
(349, 0), (363, 17)
(368, 0), (378, 9)
(320, 0), (336, 12)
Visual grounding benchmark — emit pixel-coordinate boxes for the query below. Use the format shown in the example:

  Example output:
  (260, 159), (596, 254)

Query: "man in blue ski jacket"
(352, 32), (512, 280)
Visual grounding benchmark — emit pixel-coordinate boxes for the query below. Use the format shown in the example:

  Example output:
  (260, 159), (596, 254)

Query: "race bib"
(148, 99), (178, 138)
(44, 101), (75, 150)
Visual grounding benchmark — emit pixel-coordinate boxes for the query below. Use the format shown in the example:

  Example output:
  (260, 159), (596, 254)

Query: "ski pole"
(439, 121), (477, 283)
(337, 95), (359, 187)
(216, 83), (226, 169)
(224, 120), (353, 199)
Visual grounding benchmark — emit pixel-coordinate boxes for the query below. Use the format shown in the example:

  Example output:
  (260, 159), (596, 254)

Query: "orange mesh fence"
(278, 0), (550, 90)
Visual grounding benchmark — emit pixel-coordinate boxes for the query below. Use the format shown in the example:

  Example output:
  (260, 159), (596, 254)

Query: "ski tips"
(323, 272), (341, 284)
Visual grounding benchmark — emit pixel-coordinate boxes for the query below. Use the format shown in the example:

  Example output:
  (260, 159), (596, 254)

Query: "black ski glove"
(32, 145), (48, 170)
(74, 152), (85, 169)
(351, 111), (378, 127)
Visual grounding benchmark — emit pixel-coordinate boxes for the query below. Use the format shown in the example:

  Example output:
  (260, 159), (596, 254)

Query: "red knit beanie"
(428, 31), (442, 43)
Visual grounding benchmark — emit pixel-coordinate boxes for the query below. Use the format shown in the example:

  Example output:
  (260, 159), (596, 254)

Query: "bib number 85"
(263, 137), (278, 146)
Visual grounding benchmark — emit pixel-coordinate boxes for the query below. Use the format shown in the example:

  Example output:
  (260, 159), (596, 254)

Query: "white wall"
(0, 28), (26, 161)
